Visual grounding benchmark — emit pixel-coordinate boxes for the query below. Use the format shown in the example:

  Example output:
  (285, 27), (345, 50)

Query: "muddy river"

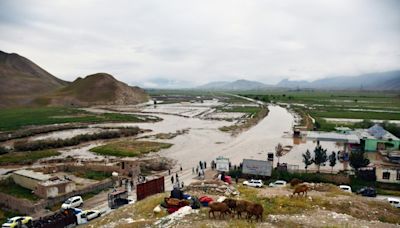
(85, 105), (346, 172)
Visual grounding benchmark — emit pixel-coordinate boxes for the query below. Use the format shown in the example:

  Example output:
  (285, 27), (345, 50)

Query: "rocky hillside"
(39, 73), (149, 107)
(0, 50), (68, 108)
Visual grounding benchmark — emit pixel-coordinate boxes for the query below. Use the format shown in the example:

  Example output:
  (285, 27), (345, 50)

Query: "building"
(12, 169), (76, 198)
(35, 179), (76, 198)
(335, 126), (352, 134)
(376, 164), (400, 184)
(12, 170), (53, 190)
(354, 124), (400, 152)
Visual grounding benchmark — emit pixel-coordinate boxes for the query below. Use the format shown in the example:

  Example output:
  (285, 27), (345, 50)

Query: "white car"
(81, 210), (101, 220)
(61, 196), (83, 209)
(1, 216), (32, 228)
(339, 185), (352, 193)
(269, 180), (287, 187)
(388, 198), (400, 208)
(243, 179), (263, 188)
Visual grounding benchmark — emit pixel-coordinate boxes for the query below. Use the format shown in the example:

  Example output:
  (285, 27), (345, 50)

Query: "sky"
(0, 0), (399, 88)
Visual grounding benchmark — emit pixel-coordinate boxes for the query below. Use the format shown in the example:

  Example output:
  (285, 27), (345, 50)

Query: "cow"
(246, 203), (264, 222)
(235, 200), (253, 219)
(208, 202), (232, 219)
(291, 184), (309, 197)
(223, 198), (237, 212)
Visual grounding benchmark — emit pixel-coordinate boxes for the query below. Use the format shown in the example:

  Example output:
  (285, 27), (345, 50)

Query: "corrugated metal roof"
(305, 131), (360, 144)
(13, 170), (52, 181)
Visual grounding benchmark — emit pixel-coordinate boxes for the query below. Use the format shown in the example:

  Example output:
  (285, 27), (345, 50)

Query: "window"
(397, 170), (400, 181)
(382, 171), (390, 180)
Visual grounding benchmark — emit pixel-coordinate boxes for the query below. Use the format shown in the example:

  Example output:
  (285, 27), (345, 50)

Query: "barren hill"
(0, 50), (68, 108)
(41, 73), (149, 107)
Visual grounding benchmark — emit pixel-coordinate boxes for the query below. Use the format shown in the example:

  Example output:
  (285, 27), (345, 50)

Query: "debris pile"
(185, 180), (239, 196)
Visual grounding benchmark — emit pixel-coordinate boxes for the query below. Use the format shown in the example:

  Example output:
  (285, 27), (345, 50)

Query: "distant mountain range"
(0, 50), (148, 108)
(276, 71), (400, 90)
(196, 79), (272, 90)
(196, 71), (400, 91)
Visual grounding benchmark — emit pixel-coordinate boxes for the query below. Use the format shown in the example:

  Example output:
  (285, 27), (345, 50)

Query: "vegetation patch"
(0, 107), (150, 131)
(90, 140), (173, 157)
(74, 170), (112, 181)
(0, 178), (40, 201)
(13, 128), (140, 151)
(0, 150), (60, 165)
(219, 106), (269, 135)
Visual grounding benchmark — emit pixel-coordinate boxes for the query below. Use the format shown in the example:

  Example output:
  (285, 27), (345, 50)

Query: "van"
(388, 198), (400, 208)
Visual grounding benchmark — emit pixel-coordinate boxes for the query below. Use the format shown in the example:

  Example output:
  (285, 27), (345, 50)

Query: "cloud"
(0, 0), (399, 87)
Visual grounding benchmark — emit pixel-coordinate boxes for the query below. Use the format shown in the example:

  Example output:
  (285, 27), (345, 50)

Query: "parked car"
(243, 179), (263, 188)
(81, 210), (101, 220)
(269, 180), (287, 187)
(339, 185), (352, 193)
(356, 187), (377, 197)
(61, 196), (83, 209)
(387, 198), (400, 208)
(2, 216), (32, 228)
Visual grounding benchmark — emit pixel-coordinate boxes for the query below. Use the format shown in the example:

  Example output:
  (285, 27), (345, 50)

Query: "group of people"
(169, 166), (184, 189)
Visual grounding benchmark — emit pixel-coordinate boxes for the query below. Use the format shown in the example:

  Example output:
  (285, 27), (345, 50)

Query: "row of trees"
(301, 145), (370, 173)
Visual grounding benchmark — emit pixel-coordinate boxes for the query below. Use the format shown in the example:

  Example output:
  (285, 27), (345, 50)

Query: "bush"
(0, 146), (9, 155)
(14, 128), (140, 151)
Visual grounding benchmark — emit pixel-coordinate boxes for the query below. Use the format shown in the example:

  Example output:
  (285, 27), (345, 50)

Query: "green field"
(0, 178), (40, 201)
(90, 140), (173, 157)
(239, 90), (400, 133)
(0, 150), (61, 165)
(0, 107), (149, 131)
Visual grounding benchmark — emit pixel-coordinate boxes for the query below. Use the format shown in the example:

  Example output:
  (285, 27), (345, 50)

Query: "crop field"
(0, 107), (149, 131)
(239, 90), (400, 132)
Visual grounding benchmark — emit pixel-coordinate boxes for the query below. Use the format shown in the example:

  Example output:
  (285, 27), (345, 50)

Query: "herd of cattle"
(207, 183), (310, 222)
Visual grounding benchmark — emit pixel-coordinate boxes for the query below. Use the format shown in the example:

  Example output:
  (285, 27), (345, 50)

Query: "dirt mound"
(42, 73), (149, 107)
(0, 50), (68, 108)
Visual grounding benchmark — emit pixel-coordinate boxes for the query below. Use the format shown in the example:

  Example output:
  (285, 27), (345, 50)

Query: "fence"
(136, 176), (164, 201)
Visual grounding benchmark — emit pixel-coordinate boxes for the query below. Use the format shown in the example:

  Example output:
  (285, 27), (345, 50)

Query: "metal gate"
(136, 176), (165, 201)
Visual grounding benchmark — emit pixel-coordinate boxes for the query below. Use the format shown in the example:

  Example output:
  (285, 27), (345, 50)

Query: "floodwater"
(29, 102), (347, 172)
(89, 105), (345, 172)
(31, 128), (104, 141)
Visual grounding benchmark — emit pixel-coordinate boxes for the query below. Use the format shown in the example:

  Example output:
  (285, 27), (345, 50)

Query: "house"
(354, 124), (400, 152)
(12, 169), (76, 198)
(376, 164), (400, 184)
(12, 170), (53, 190)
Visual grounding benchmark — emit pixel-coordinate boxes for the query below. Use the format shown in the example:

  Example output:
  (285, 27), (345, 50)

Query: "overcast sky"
(1, 0), (399, 88)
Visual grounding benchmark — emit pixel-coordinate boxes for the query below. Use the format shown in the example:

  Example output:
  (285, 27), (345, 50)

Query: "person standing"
(168, 169), (171, 175)
(180, 166), (183, 171)
(192, 167), (194, 174)
(171, 175), (174, 184)
(204, 161), (207, 169)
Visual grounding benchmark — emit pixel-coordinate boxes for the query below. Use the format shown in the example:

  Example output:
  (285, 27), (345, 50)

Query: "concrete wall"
(12, 173), (40, 190)
(376, 167), (400, 184)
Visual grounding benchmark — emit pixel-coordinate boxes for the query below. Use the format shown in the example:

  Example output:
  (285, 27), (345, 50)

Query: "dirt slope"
(41, 73), (149, 106)
(0, 50), (68, 108)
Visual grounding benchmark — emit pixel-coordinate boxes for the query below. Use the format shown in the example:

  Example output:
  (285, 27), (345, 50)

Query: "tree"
(302, 149), (313, 173)
(329, 152), (336, 173)
(313, 145), (328, 173)
(349, 151), (370, 171)
(275, 143), (284, 165)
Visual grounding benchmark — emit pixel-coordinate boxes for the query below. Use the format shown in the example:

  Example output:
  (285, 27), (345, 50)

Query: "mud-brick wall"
(0, 192), (45, 215)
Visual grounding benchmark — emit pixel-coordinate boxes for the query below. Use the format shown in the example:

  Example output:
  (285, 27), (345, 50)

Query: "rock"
(153, 205), (162, 213)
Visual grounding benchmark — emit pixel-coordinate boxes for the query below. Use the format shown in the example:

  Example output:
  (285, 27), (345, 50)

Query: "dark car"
(356, 187), (377, 197)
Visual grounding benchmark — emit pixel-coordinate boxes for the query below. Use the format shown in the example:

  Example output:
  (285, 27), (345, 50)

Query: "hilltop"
(0, 51), (149, 108)
(39, 73), (149, 107)
(0, 50), (68, 108)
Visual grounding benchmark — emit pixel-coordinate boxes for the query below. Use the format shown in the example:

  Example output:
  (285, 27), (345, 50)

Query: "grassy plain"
(0, 178), (40, 201)
(0, 150), (60, 165)
(90, 140), (173, 157)
(0, 107), (148, 131)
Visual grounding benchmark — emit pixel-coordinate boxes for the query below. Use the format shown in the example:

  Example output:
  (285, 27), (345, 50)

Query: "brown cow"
(290, 178), (303, 187)
(246, 203), (264, 222)
(223, 198), (237, 212)
(208, 202), (232, 219)
(291, 184), (309, 197)
(235, 200), (253, 219)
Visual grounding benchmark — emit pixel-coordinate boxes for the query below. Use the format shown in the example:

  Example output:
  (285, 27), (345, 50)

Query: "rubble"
(185, 180), (239, 196)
